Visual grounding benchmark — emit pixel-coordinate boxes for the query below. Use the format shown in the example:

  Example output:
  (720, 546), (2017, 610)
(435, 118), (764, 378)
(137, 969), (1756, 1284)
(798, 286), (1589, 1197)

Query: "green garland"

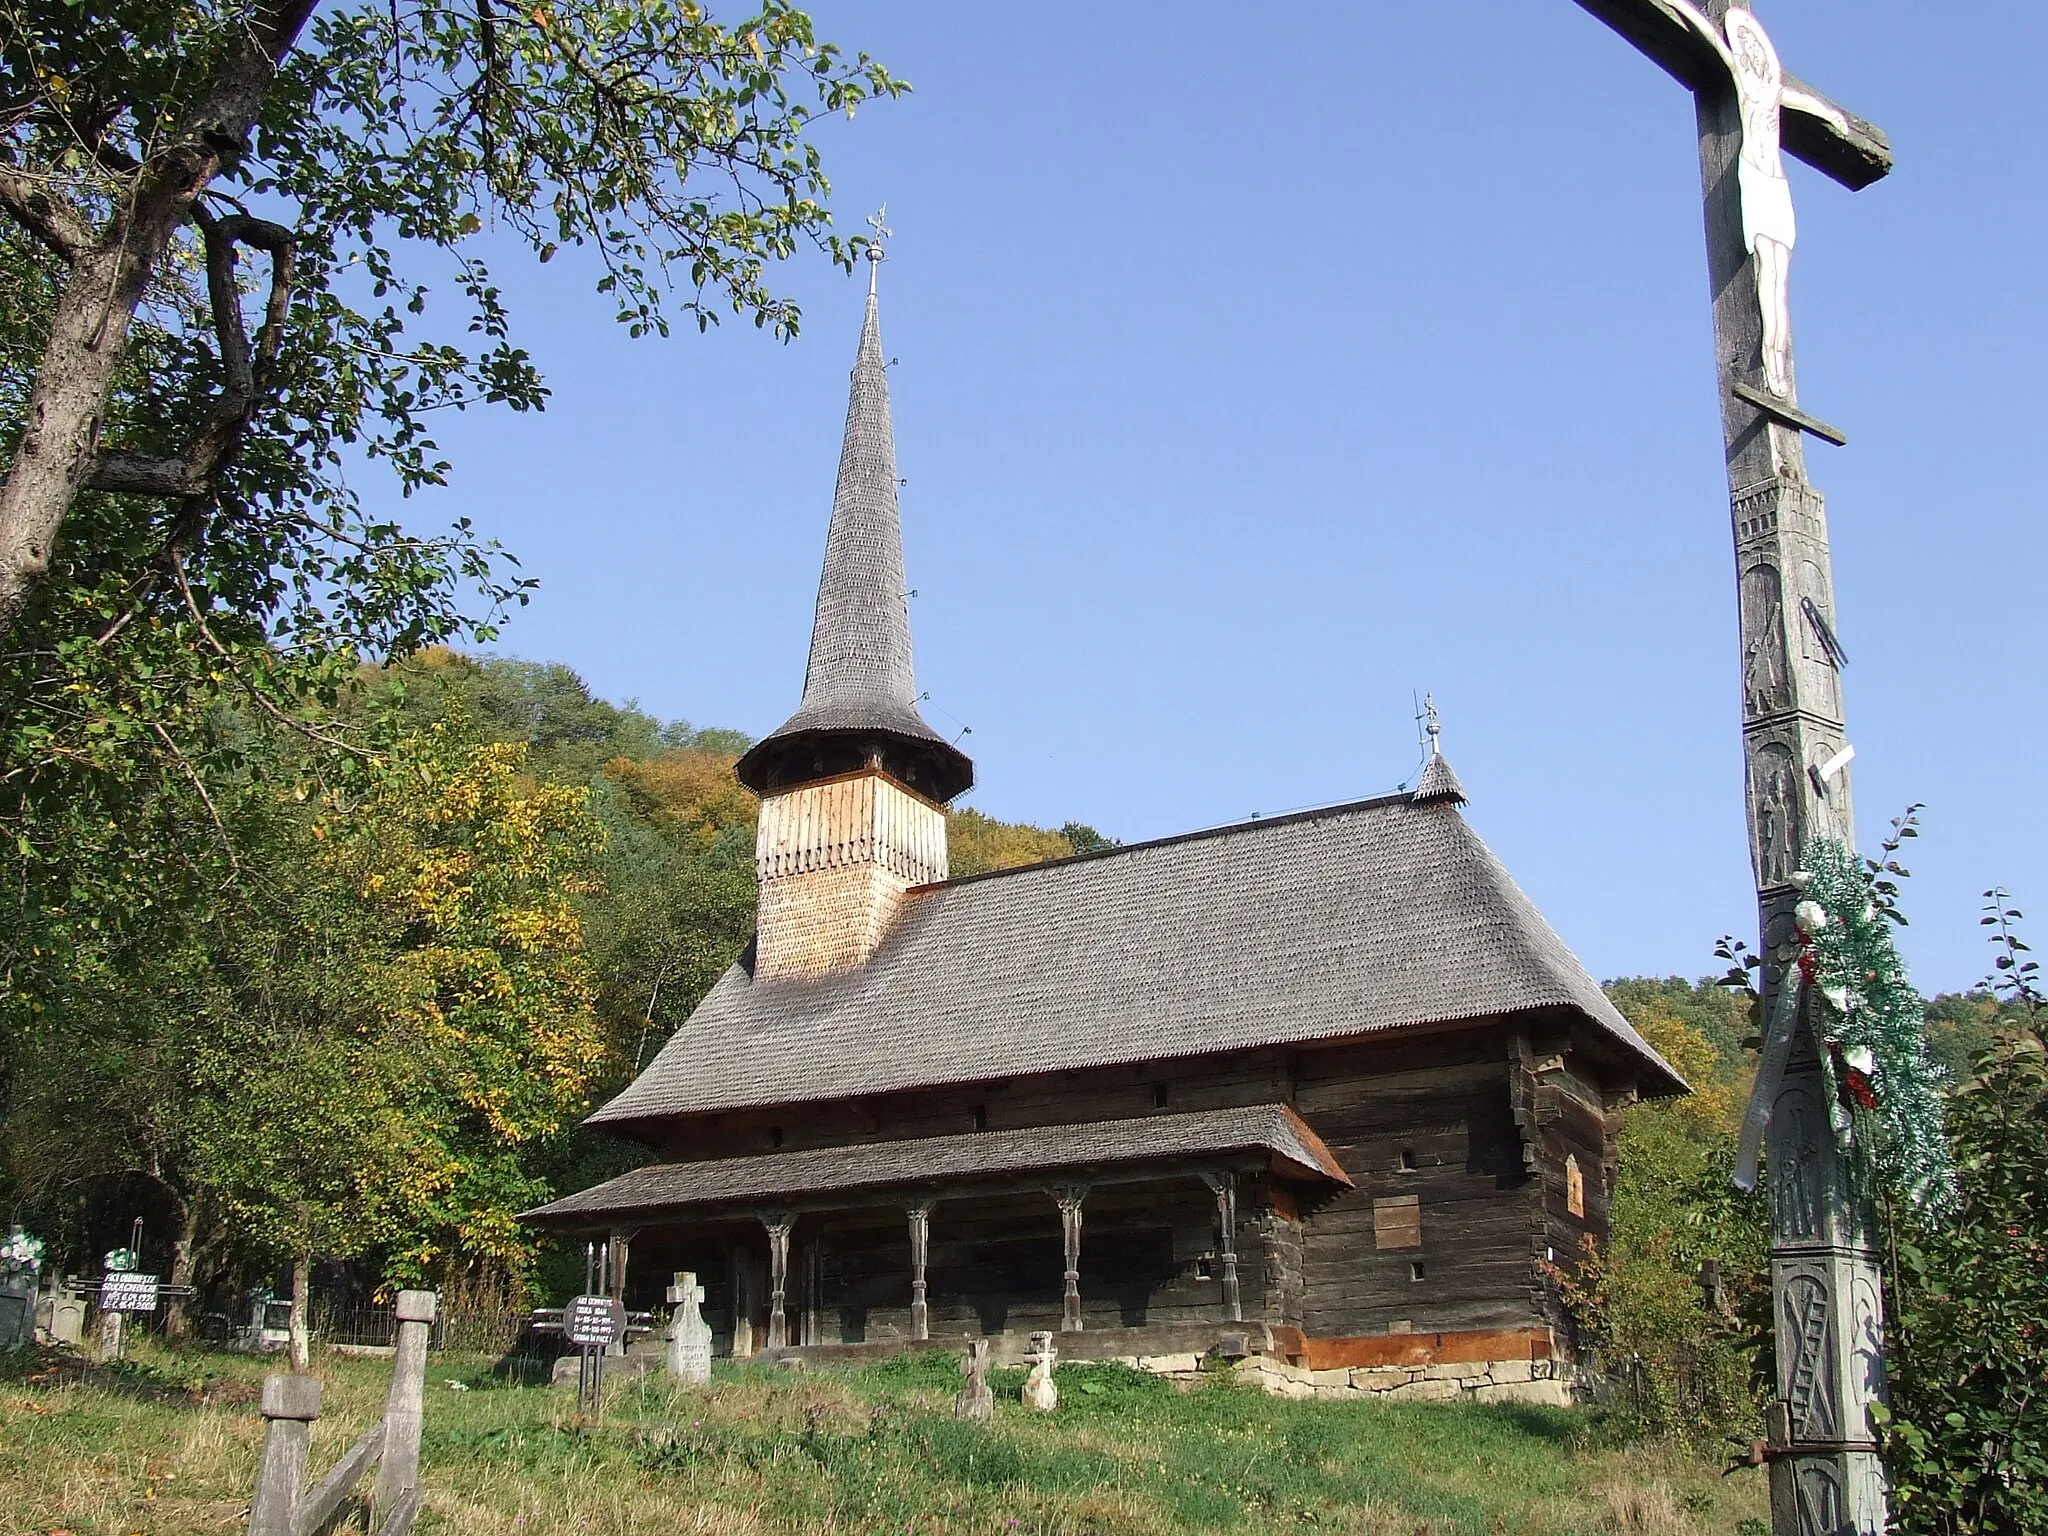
(1793, 837), (1957, 1216)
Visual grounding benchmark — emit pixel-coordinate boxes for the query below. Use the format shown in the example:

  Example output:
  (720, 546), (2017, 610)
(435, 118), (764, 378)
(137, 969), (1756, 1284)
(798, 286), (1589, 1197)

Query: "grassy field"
(0, 1342), (1767, 1536)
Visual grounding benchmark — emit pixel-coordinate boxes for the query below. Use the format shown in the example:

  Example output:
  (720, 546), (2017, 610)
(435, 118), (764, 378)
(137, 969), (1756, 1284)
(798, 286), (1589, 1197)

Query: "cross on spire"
(865, 205), (891, 295)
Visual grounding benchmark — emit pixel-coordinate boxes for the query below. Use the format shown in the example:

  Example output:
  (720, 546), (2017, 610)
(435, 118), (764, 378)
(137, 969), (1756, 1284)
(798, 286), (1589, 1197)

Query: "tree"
(0, 0), (902, 639)
(1551, 979), (1769, 1447)
(1880, 893), (2048, 1535)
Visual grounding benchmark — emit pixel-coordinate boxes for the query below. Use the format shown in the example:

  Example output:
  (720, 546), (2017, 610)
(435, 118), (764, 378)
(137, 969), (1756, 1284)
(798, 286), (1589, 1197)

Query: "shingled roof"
(734, 270), (973, 802)
(592, 794), (1685, 1132)
(526, 1103), (1348, 1226)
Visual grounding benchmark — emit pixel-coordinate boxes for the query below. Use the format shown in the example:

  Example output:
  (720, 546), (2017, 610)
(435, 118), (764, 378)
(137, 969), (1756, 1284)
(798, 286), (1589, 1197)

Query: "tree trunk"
(288, 1252), (311, 1371)
(0, 244), (157, 635)
(163, 1194), (199, 1340)
(0, 0), (319, 640)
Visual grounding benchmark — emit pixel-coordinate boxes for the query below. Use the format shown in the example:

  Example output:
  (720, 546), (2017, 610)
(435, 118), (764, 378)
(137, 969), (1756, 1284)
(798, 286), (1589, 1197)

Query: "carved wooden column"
(1053, 1187), (1087, 1333)
(906, 1203), (932, 1341)
(762, 1214), (793, 1350)
(1200, 1173), (1242, 1323)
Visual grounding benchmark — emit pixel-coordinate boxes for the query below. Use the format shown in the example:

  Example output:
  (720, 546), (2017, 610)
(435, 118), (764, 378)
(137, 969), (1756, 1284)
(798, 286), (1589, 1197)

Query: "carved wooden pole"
(373, 1289), (435, 1515)
(1572, 6), (1892, 1528)
(247, 1373), (318, 1536)
(762, 1215), (792, 1350)
(1201, 1173), (1242, 1323)
(906, 1203), (932, 1341)
(1054, 1187), (1087, 1333)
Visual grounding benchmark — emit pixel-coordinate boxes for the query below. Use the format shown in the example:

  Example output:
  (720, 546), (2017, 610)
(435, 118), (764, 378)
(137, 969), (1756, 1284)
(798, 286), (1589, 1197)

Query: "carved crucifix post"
(761, 1214), (793, 1351)
(906, 1202), (933, 1341)
(1573, 5), (1890, 1531)
(1053, 1186), (1088, 1333)
(1199, 1172), (1242, 1323)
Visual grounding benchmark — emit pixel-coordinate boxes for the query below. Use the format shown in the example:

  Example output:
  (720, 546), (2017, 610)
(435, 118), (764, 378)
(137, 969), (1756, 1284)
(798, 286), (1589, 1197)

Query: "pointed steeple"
(736, 240), (973, 804)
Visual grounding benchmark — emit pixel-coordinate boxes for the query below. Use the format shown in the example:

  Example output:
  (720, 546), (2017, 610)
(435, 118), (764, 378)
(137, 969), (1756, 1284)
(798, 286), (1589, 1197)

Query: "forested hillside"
(0, 649), (1107, 1317)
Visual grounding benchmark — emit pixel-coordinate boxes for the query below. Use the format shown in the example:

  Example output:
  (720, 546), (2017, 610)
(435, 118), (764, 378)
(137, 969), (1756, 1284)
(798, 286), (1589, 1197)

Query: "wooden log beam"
(1570, 0), (1892, 188)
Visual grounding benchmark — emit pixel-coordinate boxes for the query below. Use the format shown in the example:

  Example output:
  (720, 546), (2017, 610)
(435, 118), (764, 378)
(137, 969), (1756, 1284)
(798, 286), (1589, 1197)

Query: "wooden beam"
(1571, 0), (1892, 189)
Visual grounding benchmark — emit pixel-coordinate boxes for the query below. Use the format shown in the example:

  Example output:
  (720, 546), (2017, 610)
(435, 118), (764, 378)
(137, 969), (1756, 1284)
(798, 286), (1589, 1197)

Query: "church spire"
(736, 223), (974, 805)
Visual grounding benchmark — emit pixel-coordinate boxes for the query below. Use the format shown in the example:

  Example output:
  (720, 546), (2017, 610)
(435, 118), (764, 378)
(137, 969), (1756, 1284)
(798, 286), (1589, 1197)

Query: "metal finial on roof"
(1409, 693), (1467, 806)
(865, 205), (890, 296)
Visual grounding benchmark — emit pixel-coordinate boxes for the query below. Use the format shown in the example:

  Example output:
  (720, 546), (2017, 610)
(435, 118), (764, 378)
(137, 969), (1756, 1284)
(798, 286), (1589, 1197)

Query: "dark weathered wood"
(1570, 0), (1891, 188)
(1730, 381), (1847, 445)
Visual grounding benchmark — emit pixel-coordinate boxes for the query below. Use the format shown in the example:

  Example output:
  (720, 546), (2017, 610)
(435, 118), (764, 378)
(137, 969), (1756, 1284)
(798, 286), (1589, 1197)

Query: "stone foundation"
(1225, 1353), (1574, 1406)
(754, 1322), (1577, 1407)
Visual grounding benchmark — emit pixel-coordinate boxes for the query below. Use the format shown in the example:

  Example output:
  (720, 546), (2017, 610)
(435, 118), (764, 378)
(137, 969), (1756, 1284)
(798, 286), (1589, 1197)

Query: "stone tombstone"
(954, 1338), (993, 1422)
(666, 1271), (712, 1385)
(38, 1281), (86, 1346)
(1021, 1331), (1058, 1413)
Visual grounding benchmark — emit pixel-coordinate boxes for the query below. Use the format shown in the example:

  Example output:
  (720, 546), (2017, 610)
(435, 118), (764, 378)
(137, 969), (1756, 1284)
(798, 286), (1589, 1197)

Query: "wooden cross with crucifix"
(1573, 4), (1891, 1533)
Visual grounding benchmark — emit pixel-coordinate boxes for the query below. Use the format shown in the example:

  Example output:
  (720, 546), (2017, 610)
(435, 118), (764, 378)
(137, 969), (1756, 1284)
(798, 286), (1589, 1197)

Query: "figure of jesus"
(1673, 4), (1821, 399)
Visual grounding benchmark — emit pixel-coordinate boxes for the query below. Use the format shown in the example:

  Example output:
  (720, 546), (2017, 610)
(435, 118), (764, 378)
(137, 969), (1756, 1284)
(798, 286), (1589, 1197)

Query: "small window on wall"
(770, 1127), (784, 1149)
(1409, 1261), (1426, 1282)
(1565, 1153), (1585, 1218)
(1152, 1084), (1170, 1109)
(1373, 1194), (1422, 1250)
(1398, 1147), (1417, 1171)
(971, 1104), (988, 1131)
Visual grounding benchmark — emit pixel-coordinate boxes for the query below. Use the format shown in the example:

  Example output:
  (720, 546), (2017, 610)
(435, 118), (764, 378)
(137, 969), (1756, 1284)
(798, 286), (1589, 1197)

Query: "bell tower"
(734, 223), (973, 980)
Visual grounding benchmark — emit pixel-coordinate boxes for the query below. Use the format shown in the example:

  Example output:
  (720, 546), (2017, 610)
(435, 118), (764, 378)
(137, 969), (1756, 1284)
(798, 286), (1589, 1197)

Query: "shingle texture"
(527, 1104), (1347, 1224)
(736, 290), (970, 797)
(592, 794), (1685, 1131)
(1411, 750), (1467, 805)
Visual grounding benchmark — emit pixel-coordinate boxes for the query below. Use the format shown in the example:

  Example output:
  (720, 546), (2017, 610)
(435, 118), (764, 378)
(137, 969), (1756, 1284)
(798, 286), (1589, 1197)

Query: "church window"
(1374, 1194), (1422, 1250)
(971, 1104), (988, 1131)
(1152, 1084), (1170, 1109)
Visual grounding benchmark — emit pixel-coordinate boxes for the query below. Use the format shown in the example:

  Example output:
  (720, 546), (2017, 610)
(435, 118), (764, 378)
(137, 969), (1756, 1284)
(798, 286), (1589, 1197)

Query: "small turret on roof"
(736, 221), (973, 804)
(1409, 694), (1467, 806)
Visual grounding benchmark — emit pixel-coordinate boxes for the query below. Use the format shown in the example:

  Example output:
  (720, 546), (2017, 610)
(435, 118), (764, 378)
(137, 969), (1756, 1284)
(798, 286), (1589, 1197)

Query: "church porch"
(521, 1103), (1347, 1362)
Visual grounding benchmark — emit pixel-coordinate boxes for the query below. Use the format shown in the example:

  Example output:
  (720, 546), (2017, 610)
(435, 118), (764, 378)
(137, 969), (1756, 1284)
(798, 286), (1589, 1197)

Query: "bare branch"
(0, 164), (93, 262)
(149, 719), (240, 876)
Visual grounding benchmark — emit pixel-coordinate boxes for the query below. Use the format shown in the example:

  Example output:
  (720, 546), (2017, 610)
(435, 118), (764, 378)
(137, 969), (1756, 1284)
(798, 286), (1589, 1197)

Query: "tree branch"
(83, 212), (297, 500)
(0, 164), (93, 262)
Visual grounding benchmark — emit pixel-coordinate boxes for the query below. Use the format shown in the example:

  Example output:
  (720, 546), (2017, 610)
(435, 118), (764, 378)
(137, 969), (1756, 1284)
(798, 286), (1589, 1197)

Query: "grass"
(0, 1342), (1767, 1535)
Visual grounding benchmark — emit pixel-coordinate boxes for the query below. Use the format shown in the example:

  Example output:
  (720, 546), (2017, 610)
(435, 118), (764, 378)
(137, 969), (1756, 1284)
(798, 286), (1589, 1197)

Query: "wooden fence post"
(246, 1373), (319, 1536)
(374, 1289), (436, 1514)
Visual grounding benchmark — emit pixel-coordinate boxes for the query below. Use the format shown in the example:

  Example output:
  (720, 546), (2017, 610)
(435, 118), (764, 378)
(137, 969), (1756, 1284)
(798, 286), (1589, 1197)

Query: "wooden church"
(525, 254), (1684, 1401)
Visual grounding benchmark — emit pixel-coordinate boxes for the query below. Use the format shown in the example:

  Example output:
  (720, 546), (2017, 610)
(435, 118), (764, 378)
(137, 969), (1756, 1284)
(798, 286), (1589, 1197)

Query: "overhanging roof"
(523, 1104), (1348, 1227)
(592, 793), (1686, 1133)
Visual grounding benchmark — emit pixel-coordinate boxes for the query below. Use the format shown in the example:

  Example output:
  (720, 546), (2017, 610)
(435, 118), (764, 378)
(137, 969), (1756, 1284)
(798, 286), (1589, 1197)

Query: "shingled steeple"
(735, 247), (973, 805)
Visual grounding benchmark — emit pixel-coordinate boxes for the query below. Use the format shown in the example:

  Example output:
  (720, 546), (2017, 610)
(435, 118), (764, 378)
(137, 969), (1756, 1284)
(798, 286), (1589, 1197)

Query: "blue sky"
(374, 1), (2046, 993)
